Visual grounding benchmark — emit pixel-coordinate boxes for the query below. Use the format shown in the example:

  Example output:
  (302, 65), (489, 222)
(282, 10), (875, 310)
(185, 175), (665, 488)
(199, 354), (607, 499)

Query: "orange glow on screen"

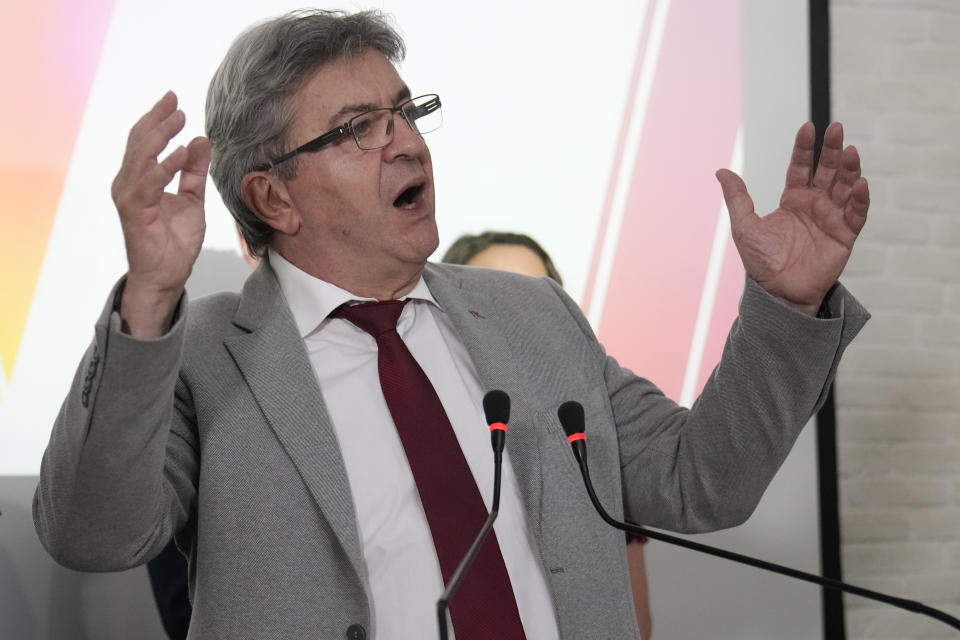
(0, 0), (115, 381)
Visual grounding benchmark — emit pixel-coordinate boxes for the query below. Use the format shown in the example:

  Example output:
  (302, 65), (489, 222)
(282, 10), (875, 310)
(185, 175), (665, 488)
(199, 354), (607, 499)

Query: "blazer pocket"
(534, 387), (622, 513)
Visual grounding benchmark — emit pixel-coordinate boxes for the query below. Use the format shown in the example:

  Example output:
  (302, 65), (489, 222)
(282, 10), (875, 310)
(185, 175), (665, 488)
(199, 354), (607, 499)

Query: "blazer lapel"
(224, 260), (365, 582)
(423, 264), (544, 531)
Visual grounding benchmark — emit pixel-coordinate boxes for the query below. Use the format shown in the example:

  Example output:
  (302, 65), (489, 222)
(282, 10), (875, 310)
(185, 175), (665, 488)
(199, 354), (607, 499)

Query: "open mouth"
(393, 182), (426, 210)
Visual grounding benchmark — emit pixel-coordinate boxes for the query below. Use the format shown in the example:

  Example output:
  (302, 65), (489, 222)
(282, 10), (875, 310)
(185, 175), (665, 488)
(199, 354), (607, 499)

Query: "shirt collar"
(268, 249), (439, 338)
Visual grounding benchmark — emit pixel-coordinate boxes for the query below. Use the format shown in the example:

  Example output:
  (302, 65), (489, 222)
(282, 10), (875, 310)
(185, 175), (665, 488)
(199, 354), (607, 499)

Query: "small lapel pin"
(469, 309), (485, 319)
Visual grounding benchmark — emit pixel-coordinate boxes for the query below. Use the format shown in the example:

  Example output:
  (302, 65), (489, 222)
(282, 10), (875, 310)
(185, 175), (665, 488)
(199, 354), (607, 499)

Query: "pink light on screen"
(0, 0), (116, 382)
(582, 0), (742, 402)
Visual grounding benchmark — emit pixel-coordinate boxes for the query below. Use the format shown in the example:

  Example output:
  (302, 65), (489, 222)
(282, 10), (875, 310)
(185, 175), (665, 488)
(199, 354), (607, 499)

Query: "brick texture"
(832, 1), (960, 637)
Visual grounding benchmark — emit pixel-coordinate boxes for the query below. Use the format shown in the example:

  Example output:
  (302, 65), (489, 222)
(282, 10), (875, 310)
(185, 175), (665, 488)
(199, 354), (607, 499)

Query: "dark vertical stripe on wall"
(810, 0), (831, 168)
(810, 2), (846, 637)
(817, 391), (846, 639)
(809, 0), (846, 640)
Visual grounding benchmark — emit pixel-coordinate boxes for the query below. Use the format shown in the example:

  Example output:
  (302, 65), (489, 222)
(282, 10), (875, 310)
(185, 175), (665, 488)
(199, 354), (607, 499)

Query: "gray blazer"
(34, 260), (868, 639)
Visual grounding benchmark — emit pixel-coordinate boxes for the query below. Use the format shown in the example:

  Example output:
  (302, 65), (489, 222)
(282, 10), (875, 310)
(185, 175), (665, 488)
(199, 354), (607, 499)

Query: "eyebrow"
(327, 86), (413, 126)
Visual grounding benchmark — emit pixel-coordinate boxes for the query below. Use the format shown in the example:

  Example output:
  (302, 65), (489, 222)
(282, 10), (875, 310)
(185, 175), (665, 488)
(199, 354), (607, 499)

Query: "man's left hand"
(716, 121), (869, 316)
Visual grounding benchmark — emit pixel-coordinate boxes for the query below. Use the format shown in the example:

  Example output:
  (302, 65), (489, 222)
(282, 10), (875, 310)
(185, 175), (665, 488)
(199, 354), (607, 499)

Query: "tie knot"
(332, 299), (409, 338)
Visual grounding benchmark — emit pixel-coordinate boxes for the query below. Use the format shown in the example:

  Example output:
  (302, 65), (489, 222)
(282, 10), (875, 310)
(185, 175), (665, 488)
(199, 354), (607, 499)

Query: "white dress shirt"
(270, 251), (559, 639)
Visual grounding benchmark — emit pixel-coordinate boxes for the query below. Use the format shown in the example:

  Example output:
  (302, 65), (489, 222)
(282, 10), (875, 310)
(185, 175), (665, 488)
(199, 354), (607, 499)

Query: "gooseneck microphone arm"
(437, 390), (511, 640)
(556, 400), (960, 634)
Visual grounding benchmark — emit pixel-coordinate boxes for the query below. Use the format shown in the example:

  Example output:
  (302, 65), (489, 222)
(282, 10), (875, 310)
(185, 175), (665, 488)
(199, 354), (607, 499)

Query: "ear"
(241, 171), (301, 236)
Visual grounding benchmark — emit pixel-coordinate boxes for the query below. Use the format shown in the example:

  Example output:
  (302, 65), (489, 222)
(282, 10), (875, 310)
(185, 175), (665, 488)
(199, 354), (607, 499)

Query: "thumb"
(716, 168), (756, 231)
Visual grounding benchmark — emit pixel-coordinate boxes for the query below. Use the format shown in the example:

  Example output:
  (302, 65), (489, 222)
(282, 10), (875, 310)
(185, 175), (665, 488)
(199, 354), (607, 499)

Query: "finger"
(121, 91), (187, 180)
(812, 122), (844, 191)
(784, 122), (816, 188)
(127, 91), (179, 148)
(830, 145), (862, 205)
(178, 136), (211, 202)
(125, 146), (188, 212)
(115, 112), (188, 206)
(716, 168), (757, 230)
(114, 145), (187, 228)
(126, 108), (187, 172)
(843, 177), (869, 236)
(157, 145), (189, 183)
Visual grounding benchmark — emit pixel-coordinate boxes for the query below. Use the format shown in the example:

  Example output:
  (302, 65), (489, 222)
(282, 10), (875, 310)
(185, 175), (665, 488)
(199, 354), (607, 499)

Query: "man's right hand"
(112, 91), (211, 338)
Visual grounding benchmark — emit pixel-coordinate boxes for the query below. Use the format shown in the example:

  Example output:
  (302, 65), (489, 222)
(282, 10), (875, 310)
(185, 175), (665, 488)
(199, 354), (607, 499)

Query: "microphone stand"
(437, 391), (510, 640)
(564, 421), (960, 633)
(436, 442), (502, 640)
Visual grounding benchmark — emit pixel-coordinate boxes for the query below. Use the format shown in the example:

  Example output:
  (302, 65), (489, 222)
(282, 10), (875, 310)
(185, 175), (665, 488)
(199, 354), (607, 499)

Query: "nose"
(382, 111), (427, 161)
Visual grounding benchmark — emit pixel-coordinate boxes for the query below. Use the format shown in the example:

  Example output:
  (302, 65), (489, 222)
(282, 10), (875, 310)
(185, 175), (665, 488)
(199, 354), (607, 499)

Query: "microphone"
(436, 390), (511, 640)
(556, 400), (960, 633)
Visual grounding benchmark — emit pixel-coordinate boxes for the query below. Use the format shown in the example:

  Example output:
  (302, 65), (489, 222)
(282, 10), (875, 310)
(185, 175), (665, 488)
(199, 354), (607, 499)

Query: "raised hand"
(111, 91), (211, 337)
(716, 122), (869, 315)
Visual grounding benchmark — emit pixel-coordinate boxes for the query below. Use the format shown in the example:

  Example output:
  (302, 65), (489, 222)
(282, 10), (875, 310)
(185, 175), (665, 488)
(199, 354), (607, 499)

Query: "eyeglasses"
(254, 94), (442, 171)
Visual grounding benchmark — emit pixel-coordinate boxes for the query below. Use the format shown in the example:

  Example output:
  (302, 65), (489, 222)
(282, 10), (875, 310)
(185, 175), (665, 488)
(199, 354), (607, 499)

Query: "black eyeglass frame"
(252, 94), (441, 172)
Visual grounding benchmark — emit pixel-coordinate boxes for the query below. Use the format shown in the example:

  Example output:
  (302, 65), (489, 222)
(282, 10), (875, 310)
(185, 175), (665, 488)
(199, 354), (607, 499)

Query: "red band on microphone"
(489, 422), (507, 432)
(567, 433), (585, 443)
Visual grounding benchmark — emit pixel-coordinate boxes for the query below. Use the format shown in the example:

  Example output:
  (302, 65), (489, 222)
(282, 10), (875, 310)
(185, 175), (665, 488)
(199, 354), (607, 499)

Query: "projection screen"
(0, 0), (820, 637)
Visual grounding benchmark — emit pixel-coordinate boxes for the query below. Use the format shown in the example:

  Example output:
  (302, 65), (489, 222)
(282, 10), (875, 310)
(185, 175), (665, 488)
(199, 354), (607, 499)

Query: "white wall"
(831, 1), (960, 637)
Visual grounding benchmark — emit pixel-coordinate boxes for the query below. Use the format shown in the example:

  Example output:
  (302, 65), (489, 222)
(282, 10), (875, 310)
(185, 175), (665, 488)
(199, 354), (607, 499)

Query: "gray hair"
(205, 9), (406, 256)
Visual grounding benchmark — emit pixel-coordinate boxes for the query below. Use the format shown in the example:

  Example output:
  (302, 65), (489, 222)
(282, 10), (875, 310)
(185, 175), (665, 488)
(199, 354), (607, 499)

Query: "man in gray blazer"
(34, 9), (870, 640)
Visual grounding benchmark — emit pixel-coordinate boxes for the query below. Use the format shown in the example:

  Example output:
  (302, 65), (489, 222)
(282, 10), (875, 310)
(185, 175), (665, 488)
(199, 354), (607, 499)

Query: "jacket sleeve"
(555, 276), (868, 533)
(33, 279), (199, 571)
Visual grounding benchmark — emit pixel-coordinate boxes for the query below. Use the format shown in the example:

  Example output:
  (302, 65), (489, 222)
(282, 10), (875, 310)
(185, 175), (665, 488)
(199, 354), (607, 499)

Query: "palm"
(718, 122), (869, 314)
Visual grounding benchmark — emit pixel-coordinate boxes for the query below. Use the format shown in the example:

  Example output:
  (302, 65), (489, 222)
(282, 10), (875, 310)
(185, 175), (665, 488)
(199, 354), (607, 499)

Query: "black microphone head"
(482, 390), (510, 425)
(557, 401), (585, 437)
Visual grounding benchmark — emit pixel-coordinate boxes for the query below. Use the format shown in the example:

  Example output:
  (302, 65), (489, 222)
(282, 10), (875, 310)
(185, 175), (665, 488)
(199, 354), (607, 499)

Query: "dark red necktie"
(333, 299), (526, 639)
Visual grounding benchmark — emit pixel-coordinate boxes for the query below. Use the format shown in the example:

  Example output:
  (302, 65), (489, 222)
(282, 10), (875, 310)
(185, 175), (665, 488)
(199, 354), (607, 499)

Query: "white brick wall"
(831, 1), (960, 637)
